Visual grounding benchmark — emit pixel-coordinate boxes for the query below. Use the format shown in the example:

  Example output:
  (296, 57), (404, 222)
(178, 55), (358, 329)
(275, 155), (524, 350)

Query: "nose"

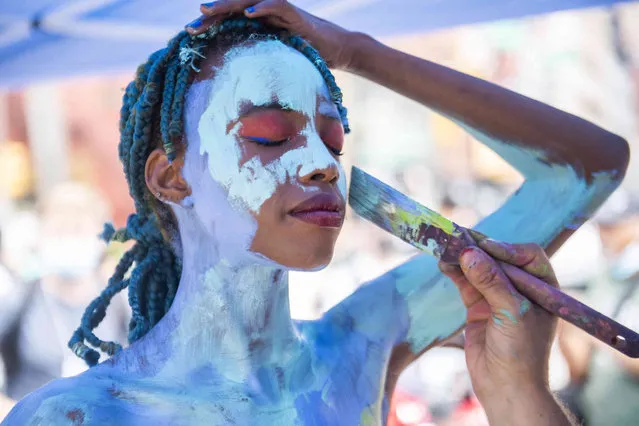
(299, 161), (339, 185)
(297, 137), (340, 186)
(300, 164), (339, 183)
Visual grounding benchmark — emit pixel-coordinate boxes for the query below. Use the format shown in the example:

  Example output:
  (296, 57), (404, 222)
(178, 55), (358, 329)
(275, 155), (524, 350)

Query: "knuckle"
(475, 265), (501, 288)
(523, 243), (545, 258)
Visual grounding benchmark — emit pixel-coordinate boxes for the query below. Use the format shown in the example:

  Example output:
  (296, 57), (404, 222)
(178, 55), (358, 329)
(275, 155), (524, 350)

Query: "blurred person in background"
(558, 189), (639, 426)
(0, 182), (128, 403)
(0, 228), (21, 419)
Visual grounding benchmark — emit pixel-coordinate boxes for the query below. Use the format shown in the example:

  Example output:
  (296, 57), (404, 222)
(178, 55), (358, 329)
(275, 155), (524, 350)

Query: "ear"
(145, 148), (191, 203)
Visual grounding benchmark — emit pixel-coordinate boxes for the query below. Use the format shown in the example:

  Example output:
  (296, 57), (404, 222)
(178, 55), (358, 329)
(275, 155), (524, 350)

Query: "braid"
(70, 16), (350, 366)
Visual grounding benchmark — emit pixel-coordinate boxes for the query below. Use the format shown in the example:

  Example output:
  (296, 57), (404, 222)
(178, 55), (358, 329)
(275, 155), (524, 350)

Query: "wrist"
(481, 384), (572, 426)
(340, 31), (376, 73)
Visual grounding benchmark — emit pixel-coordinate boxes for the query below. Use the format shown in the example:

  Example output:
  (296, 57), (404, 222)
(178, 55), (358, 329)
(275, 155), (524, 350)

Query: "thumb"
(459, 247), (523, 314)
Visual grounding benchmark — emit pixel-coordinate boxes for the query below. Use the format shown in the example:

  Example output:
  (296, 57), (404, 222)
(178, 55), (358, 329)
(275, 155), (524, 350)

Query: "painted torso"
(30, 319), (391, 426)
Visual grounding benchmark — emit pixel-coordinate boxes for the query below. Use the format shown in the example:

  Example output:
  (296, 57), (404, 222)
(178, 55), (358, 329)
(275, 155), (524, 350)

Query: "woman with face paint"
(3, 2), (629, 425)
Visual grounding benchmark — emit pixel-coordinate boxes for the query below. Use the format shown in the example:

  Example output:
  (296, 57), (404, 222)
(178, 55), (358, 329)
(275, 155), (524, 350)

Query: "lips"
(289, 193), (345, 228)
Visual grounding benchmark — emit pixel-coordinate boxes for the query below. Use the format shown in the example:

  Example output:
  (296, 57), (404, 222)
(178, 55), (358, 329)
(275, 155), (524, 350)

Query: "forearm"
(345, 33), (628, 176)
(481, 386), (577, 426)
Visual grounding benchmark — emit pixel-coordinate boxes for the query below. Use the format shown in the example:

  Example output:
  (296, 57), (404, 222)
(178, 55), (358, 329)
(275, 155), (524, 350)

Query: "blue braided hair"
(69, 16), (350, 366)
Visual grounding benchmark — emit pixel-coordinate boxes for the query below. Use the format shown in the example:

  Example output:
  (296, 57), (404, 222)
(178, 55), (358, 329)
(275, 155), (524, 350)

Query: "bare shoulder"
(2, 371), (125, 426)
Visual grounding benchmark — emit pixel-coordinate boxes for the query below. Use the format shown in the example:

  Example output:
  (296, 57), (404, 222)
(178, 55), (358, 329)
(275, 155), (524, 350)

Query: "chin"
(260, 245), (336, 272)
(294, 245), (336, 271)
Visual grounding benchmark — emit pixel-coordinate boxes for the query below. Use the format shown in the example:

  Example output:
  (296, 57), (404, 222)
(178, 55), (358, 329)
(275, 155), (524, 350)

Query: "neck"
(126, 214), (299, 380)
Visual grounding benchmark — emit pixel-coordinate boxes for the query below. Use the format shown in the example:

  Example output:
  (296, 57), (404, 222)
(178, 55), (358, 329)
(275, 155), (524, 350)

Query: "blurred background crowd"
(1, 3), (639, 425)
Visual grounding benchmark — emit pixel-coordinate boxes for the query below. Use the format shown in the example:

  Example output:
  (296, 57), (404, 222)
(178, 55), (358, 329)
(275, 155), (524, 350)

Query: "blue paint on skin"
(519, 299), (532, 316)
(492, 314), (504, 326)
(499, 308), (519, 324)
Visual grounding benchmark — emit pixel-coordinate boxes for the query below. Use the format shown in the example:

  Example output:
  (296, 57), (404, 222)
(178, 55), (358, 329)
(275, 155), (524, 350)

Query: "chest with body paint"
(49, 316), (392, 426)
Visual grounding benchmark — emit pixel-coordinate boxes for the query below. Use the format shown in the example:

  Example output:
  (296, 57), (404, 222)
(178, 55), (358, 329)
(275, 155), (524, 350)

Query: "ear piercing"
(155, 191), (194, 209)
(180, 195), (195, 209)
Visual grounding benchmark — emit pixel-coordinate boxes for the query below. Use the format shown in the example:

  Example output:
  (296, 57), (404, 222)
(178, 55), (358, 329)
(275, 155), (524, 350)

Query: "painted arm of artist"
(333, 32), (630, 369)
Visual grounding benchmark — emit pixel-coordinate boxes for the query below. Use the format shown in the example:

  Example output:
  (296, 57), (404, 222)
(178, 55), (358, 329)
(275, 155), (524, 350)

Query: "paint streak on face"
(183, 40), (346, 269)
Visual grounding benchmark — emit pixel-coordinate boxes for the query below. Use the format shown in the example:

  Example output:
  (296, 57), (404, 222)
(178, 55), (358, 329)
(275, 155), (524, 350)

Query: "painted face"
(183, 40), (346, 270)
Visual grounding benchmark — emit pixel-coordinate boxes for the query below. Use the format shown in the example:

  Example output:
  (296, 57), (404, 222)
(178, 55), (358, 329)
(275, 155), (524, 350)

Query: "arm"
(335, 32), (628, 362)
(484, 384), (576, 426)
(192, 0), (630, 381)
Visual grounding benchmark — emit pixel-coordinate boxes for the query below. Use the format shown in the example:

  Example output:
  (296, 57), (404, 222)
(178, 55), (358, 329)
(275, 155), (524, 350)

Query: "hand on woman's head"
(187, 0), (356, 70)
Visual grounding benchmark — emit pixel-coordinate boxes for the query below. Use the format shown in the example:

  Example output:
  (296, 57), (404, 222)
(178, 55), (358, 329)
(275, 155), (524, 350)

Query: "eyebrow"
(238, 100), (340, 121)
(238, 101), (293, 118)
(318, 100), (340, 121)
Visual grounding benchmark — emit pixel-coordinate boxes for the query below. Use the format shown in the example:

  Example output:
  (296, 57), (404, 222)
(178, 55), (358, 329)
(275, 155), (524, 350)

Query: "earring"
(180, 195), (195, 209)
(155, 192), (162, 199)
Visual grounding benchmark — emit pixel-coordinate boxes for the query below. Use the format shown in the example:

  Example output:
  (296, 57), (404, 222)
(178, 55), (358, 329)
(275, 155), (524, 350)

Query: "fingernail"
(459, 247), (478, 271)
(245, 6), (255, 13)
(469, 229), (488, 243)
(186, 17), (202, 29)
(201, 2), (216, 8)
(479, 237), (511, 253)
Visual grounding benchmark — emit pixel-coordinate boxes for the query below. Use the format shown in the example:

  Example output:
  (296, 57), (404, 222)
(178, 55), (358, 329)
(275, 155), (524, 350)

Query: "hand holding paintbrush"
(439, 242), (574, 425)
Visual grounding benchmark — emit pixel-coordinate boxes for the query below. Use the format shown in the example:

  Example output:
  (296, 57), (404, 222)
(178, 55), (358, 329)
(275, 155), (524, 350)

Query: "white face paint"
(182, 40), (346, 264)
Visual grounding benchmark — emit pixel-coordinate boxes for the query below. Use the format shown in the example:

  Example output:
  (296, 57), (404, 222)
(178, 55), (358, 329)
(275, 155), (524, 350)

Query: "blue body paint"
(519, 299), (532, 316)
(2, 38), (625, 426)
(499, 308), (519, 324)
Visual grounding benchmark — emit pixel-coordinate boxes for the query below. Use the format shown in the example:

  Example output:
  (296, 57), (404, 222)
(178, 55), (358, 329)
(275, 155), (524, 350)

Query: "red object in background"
(387, 390), (432, 426)
(447, 394), (489, 426)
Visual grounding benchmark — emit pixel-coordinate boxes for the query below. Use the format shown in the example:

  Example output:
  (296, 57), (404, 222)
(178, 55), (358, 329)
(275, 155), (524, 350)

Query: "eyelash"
(247, 137), (289, 146)
(247, 137), (344, 157)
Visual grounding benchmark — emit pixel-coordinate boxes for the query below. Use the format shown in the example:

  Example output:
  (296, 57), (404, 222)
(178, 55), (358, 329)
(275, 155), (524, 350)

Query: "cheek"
(198, 118), (272, 215)
(233, 156), (280, 214)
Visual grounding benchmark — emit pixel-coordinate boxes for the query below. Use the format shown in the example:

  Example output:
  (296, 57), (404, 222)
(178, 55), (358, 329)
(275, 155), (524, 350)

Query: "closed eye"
(329, 147), (343, 156)
(245, 137), (290, 147)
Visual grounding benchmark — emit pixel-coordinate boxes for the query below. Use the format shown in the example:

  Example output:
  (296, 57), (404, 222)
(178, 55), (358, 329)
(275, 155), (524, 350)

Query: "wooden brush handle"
(499, 261), (639, 358)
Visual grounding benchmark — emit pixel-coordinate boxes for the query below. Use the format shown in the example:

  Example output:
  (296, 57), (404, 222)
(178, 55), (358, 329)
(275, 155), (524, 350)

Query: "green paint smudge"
(492, 314), (504, 326)
(519, 299), (531, 316)
(394, 205), (455, 235)
(498, 308), (518, 324)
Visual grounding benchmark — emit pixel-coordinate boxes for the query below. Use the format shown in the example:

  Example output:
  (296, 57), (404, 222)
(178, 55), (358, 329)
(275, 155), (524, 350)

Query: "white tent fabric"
(0, 0), (635, 88)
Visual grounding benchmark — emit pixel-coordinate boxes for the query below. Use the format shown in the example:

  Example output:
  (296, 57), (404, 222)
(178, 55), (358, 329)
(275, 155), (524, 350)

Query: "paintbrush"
(349, 166), (639, 358)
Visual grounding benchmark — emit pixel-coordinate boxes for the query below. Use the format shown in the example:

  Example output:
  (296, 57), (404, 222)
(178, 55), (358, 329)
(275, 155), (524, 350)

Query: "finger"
(185, 15), (206, 33)
(243, 0), (289, 19)
(476, 239), (558, 287)
(439, 261), (483, 308)
(185, 15), (222, 35)
(440, 329), (466, 350)
(499, 261), (563, 320)
(459, 246), (522, 312)
(200, 0), (259, 15)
